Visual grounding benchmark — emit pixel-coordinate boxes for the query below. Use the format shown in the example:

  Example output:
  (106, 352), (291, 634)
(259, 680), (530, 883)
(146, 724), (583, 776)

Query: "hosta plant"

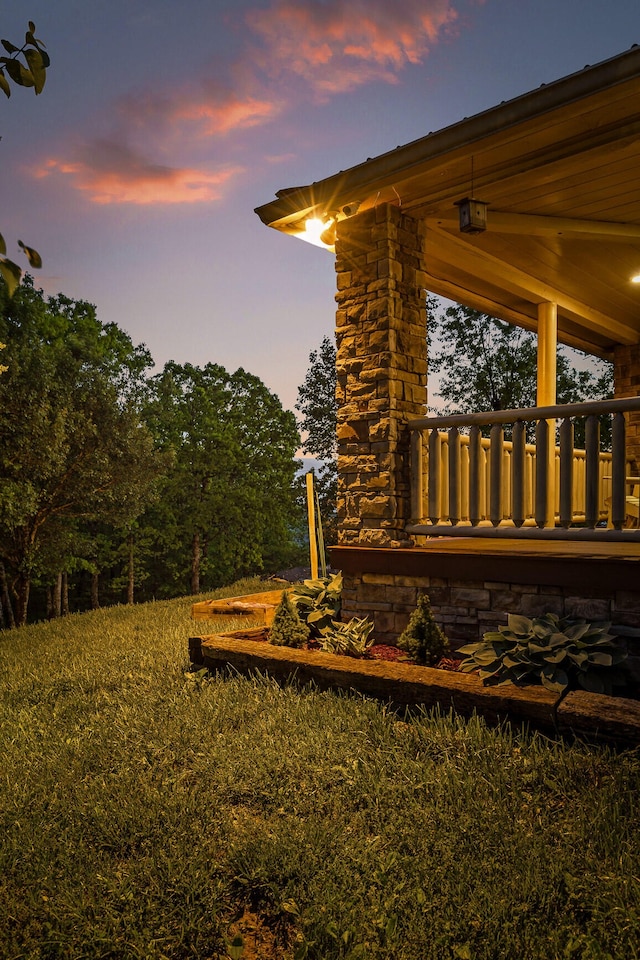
(458, 613), (629, 694)
(320, 617), (375, 658)
(290, 572), (342, 637)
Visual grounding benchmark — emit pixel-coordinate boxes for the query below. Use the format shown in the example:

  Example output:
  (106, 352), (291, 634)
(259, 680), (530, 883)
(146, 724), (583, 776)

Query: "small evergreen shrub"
(268, 591), (309, 648)
(397, 593), (449, 666)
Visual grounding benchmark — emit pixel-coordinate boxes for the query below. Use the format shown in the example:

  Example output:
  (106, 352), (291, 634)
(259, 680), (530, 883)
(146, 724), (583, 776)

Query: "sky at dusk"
(2, 0), (639, 416)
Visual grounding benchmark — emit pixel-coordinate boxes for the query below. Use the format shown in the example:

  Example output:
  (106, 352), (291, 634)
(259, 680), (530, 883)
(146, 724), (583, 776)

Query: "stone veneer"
(340, 570), (640, 679)
(334, 203), (427, 546)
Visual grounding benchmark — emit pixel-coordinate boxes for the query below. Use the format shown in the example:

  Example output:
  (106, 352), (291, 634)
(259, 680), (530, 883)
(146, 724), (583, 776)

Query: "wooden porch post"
(334, 203), (427, 546)
(537, 302), (557, 527)
(614, 343), (640, 472)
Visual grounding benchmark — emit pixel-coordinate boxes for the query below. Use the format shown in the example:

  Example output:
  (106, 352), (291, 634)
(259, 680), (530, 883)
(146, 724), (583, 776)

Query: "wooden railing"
(407, 397), (640, 541)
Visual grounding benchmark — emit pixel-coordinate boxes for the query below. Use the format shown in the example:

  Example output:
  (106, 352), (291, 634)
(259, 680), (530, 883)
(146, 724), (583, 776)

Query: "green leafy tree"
(142, 362), (301, 597)
(0, 277), (163, 625)
(429, 301), (613, 420)
(0, 21), (49, 293)
(296, 336), (338, 543)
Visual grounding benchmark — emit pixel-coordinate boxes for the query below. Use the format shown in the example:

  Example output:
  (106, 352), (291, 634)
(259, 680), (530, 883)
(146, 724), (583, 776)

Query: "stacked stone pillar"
(334, 203), (427, 546)
(614, 343), (640, 471)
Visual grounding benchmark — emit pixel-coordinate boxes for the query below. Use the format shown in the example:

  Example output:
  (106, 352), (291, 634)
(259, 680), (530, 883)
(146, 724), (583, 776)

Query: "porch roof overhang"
(255, 46), (640, 360)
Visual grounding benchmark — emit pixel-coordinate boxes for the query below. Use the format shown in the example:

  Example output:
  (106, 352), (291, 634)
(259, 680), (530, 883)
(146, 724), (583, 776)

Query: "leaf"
(588, 651), (613, 667)
(541, 665), (568, 693)
(4, 58), (34, 87)
(226, 934), (244, 960)
(0, 68), (9, 97)
(1, 39), (20, 54)
(24, 48), (46, 94)
(0, 233), (5, 255)
(18, 240), (42, 269)
(507, 614), (533, 636)
(0, 257), (22, 296)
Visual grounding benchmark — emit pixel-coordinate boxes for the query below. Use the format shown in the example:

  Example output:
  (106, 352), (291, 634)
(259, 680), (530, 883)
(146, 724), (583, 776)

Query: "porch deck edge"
(330, 543), (640, 593)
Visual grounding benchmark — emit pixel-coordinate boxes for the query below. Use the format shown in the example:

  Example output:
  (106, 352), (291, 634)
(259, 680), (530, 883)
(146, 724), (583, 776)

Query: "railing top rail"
(408, 396), (640, 430)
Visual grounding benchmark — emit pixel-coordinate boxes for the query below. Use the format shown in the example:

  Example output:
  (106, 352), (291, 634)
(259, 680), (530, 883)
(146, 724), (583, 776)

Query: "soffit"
(255, 47), (640, 358)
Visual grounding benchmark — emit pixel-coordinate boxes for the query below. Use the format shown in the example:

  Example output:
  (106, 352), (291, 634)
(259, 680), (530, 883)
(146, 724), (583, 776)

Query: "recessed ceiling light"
(632, 274), (640, 284)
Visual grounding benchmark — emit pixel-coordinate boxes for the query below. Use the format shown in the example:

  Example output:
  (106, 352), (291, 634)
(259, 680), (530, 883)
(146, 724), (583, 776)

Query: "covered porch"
(255, 47), (640, 648)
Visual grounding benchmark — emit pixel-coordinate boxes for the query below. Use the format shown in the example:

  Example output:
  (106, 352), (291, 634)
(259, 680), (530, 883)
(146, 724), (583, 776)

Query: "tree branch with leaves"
(0, 20), (49, 294)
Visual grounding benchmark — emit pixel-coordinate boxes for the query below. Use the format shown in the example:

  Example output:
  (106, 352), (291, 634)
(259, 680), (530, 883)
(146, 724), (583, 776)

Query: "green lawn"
(1, 582), (639, 960)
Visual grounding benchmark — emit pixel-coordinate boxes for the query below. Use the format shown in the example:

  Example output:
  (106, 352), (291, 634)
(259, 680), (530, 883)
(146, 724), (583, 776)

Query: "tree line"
(0, 278), (304, 627)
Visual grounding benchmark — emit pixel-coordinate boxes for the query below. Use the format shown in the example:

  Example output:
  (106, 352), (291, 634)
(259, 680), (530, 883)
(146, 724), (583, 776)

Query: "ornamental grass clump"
(268, 591), (309, 648)
(458, 613), (629, 694)
(397, 593), (449, 666)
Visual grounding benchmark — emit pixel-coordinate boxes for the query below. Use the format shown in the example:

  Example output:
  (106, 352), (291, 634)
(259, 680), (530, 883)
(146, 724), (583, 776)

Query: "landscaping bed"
(188, 627), (640, 746)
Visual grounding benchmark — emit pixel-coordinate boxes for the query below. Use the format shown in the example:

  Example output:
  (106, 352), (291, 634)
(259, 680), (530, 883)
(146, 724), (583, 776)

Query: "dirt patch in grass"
(226, 910), (293, 960)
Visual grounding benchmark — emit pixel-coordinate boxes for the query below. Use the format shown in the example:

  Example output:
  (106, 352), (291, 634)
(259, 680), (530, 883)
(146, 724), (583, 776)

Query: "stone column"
(614, 343), (640, 471)
(334, 203), (427, 546)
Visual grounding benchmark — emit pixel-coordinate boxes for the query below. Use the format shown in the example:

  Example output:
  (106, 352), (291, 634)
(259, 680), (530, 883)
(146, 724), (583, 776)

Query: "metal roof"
(255, 46), (640, 358)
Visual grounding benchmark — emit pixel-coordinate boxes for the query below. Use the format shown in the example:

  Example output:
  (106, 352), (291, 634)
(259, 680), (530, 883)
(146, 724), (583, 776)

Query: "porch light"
(455, 197), (488, 234)
(302, 216), (336, 250)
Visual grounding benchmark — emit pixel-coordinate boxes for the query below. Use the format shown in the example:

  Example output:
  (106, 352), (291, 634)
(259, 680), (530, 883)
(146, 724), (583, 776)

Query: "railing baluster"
(559, 418), (574, 528)
(490, 423), (504, 526)
(410, 429), (423, 521)
(585, 415), (600, 529)
(448, 426), (461, 524)
(408, 397), (640, 540)
(469, 425), (481, 526)
(428, 429), (441, 525)
(535, 419), (549, 528)
(610, 412), (626, 530)
(512, 421), (525, 527)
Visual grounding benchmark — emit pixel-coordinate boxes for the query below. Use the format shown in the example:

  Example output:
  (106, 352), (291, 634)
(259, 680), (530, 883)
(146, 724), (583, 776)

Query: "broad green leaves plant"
(290, 572), (342, 636)
(289, 573), (375, 657)
(458, 612), (629, 694)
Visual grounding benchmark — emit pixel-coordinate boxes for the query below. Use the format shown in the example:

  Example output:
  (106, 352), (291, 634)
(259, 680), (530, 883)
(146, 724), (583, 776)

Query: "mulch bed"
(241, 631), (463, 671)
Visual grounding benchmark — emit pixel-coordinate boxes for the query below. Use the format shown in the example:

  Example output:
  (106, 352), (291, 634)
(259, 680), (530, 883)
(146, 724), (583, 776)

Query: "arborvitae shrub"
(269, 591), (309, 648)
(397, 593), (449, 666)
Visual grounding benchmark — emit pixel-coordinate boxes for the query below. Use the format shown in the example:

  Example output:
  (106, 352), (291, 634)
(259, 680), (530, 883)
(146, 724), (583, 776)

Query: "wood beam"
(424, 224), (638, 344)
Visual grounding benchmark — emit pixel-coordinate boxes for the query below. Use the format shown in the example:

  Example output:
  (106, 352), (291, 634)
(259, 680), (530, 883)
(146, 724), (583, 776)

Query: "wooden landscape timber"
(191, 588), (288, 625)
(188, 627), (640, 747)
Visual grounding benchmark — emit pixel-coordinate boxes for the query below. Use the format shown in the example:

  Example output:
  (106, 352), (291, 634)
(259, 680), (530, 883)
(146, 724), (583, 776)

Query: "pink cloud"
(116, 83), (281, 140)
(246, 0), (458, 93)
(35, 140), (242, 205)
(30, 0), (463, 207)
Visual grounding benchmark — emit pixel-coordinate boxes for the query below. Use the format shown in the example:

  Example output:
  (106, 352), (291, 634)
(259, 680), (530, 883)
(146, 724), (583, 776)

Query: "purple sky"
(2, 0), (639, 414)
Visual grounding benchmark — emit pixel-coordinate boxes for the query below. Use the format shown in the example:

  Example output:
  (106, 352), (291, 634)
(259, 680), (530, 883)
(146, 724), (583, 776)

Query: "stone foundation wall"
(342, 571), (640, 676)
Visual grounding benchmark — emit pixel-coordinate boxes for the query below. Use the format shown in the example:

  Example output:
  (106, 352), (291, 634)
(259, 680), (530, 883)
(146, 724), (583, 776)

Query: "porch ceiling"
(255, 46), (640, 360)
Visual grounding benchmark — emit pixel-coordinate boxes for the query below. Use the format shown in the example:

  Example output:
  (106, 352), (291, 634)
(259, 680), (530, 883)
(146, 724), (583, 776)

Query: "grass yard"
(1, 580), (639, 960)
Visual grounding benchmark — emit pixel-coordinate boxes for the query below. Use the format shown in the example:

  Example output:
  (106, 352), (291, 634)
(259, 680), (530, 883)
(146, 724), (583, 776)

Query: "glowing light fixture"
(301, 215), (336, 250)
(632, 274), (640, 284)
